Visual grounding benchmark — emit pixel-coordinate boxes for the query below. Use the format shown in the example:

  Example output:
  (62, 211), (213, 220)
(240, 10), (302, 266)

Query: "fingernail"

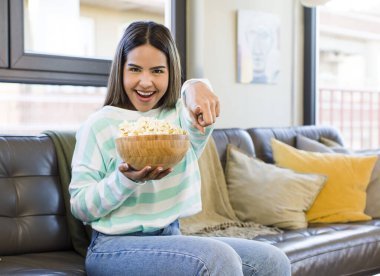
(158, 167), (163, 171)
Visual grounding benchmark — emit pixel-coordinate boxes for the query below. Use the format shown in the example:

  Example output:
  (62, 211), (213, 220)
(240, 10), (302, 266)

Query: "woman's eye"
(152, 69), (164, 74)
(129, 67), (140, 72)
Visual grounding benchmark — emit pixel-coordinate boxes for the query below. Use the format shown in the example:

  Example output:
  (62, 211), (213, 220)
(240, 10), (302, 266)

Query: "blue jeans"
(86, 221), (291, 276)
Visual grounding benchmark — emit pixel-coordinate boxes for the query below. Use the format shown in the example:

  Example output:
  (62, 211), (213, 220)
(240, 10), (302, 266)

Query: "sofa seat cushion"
(0, 250), (85, 275)
(254, 223), (380, 276)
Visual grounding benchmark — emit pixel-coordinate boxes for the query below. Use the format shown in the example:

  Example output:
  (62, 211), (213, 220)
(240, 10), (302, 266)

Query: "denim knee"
(262, 246), (291, 276)
(213, 237), (291, 276)
(195, 238), (244, 276)
(245, 244), (291, 276)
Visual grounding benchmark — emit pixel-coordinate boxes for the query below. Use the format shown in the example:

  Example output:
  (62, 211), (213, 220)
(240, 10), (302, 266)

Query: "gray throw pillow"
(296, 134), (334, 153)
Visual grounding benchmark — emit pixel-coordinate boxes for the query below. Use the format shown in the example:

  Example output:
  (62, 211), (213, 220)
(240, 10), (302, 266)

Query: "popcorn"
(119, 117), (187, 136)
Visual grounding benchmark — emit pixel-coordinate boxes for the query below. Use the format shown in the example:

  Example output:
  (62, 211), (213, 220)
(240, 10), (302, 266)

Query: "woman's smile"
(136, 90), (155, 97)
(135, 90), (156, 102)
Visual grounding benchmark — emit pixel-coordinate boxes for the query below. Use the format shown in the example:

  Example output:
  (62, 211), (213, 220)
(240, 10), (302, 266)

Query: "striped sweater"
(69, 84), (213, 235)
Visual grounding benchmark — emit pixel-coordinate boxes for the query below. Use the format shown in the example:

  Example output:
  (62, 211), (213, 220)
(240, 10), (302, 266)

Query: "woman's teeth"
(136, 90), (154, 97)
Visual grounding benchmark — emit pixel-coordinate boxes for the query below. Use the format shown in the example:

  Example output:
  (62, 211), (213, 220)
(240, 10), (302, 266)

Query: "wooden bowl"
(115, 134), (190, 170)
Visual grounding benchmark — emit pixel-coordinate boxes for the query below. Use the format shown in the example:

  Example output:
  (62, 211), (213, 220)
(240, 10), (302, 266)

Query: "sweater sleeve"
(69, 122), (145, 223)
(179, 79), (215, 158)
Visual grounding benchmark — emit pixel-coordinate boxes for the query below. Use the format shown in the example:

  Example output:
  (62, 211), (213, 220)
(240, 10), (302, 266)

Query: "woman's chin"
(134, 103), (157, 112)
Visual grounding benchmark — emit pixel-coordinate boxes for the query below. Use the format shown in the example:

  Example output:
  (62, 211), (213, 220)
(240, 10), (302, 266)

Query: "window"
(0, 0), (186, 135)
(304, 0), (380, 149)
(0, 0), (186, 86)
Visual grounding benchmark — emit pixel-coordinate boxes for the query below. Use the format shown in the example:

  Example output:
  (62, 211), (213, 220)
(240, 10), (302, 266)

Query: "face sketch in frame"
(237, 10), (280, 84)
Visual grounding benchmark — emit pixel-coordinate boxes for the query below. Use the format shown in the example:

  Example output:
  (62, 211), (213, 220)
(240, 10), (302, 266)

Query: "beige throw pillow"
(225, 144), (327, 229)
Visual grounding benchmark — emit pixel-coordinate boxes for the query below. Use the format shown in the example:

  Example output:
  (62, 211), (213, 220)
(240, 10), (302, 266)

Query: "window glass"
(23, 0), (165, 59)
(317, 0), (380, 149)
(0, 83), (106, 135)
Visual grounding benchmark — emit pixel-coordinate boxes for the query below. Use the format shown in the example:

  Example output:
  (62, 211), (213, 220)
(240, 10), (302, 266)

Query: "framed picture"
(237, 10), (280, 84)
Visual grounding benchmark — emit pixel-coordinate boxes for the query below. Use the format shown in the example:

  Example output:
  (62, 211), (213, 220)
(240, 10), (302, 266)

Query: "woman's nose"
(139, 72), (153, 87)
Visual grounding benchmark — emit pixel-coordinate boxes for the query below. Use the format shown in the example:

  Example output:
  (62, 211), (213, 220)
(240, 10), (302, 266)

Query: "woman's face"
(123, 44), (169, 112)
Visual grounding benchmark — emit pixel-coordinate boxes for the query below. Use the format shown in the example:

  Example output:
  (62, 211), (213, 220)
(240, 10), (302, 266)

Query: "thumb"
(119, 163), (129, 173)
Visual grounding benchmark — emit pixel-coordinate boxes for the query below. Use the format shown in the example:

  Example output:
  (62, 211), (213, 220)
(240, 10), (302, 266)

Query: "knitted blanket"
(179, 138), (282, 238)
(43, 130), (91, 257)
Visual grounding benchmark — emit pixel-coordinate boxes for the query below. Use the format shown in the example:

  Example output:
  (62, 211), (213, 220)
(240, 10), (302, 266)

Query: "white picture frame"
(237, 10), (281, 84)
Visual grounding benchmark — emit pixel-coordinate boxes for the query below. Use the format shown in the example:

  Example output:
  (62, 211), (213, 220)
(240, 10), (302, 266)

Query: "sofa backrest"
(212, 126), (344, 168)
(0, 136), (72, 255)
(212, 128), (255, 169)
(247, 125), (345, 163)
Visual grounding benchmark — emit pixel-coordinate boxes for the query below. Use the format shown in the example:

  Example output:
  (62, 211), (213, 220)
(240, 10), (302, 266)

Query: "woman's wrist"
(118, 170), (147, 188)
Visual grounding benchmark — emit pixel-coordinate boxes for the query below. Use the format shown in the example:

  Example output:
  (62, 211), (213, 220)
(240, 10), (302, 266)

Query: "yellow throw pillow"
(271, 138), (377, 223)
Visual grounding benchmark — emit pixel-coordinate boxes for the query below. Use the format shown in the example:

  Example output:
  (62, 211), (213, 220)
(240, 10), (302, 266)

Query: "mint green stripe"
(80, 118), (118, 164)
(122, 173), (200, 207)
(118, 193), (199, 222)
(92, 189), (103, 214)
(114, 173), (134, 195)
(104, 182), (119, 206)
(81, 130), (99, 166)
(96, 193), (199, 227)
(166, 153), (197, 178)
(71, 171), (103, 183)
(78, 192), (97, 221)
(93, 118), (121, 133)
(103, 137), (115, 151)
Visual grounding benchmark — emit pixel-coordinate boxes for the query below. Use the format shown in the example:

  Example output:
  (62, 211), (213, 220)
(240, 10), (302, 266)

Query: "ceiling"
(80, 0), (165, 14)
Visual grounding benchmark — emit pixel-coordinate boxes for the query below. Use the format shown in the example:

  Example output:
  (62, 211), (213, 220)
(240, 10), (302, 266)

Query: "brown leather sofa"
(1, 125), (380, 275)
(0, 135), (86, 275)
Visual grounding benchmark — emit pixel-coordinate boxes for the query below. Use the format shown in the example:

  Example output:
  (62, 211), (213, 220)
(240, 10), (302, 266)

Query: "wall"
(187, 0), (304, 128)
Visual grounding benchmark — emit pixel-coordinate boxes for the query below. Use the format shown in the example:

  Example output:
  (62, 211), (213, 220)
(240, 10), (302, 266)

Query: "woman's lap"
(86, 234), (242, 276)
(86, 230), (290, 276)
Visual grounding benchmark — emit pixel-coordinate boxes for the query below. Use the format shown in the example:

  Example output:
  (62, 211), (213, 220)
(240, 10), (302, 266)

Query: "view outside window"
(0, 83), (106, 135)
(1, 0), (165, 135)
(23, 0), (165, 59)
(317, 0), (380, 149)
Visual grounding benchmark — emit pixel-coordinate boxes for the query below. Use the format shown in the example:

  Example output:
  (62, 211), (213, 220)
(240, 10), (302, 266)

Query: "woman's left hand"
(184, 81), (220, 133)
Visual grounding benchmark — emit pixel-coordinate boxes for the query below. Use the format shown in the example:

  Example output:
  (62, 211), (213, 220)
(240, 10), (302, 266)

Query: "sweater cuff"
(181, 78), (213, 99)
(117, 171), (147, 189)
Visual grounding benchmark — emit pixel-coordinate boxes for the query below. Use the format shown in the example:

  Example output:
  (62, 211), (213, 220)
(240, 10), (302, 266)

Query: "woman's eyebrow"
(151, 65), (166, 70)
(127, 64), (166, 70)
(127, 63), (142, 68)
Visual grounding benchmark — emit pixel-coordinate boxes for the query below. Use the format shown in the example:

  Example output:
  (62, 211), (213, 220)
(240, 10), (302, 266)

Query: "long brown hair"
(104, 21), (182, 110)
